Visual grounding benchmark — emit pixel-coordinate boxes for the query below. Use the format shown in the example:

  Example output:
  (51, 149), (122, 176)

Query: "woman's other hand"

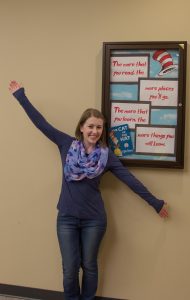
(9, 80), (22, 94)
(159, 202), (169, 219)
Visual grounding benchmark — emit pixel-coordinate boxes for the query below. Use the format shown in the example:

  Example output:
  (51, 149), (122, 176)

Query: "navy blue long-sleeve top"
(13, 88), (164, 220)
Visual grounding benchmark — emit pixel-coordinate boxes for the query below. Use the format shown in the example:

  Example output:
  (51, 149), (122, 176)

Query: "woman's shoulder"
(59, 133), (75, 146)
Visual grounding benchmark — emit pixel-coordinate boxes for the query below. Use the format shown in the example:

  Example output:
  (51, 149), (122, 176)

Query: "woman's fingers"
(159, 203), (169, 218)
(9, 80), (22, 93)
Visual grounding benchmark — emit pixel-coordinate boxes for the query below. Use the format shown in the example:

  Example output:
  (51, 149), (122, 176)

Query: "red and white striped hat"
(153, 49), (178, 76)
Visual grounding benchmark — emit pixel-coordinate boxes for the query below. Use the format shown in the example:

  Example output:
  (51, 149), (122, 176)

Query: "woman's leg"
(57, 215), (81, 300)
(80, 219), (107, 300)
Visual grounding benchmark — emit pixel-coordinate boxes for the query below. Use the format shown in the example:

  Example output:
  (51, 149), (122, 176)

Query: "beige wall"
(0, 1), (190, 300)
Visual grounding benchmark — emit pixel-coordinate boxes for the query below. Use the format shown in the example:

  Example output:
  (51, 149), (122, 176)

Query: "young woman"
(9, 80), (169, 300)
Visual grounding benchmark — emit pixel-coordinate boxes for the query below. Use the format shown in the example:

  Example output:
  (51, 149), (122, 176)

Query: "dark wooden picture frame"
(102, 41), (187, 168)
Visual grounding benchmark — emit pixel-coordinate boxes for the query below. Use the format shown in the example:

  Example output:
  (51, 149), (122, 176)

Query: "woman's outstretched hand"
(9, 80), (22, 94)
(159, 202), (169, 219)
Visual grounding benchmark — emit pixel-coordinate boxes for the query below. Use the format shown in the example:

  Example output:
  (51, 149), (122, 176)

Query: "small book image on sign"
(109, 124), (133, 157)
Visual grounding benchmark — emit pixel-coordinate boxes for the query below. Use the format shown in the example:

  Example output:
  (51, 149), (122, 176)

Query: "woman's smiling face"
(80, 116), (104, 147)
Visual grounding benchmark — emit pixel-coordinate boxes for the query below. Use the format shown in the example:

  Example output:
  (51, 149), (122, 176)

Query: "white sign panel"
(139, 79), (178, 106)
(136, 126), (176, 154)
(111, 56), (149, 82)
(111, 102), (150, 129)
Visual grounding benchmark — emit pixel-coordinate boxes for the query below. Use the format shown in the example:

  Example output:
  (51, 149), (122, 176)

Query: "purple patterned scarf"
(64, 140), (108, 182)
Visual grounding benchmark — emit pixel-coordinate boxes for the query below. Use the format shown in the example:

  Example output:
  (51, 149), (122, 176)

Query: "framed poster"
(102, 41), (187, 168)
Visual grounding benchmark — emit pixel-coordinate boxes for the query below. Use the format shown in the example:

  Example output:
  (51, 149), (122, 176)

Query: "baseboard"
(0, 284), (122, 300)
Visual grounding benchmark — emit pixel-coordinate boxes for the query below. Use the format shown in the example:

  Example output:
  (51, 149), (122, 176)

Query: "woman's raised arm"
(9, 81), (72, 146)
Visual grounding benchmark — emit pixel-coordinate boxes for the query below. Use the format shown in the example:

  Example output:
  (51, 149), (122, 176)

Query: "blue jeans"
(57, 214), (107, 300)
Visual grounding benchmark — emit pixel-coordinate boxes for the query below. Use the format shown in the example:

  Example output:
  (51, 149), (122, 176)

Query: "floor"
(0, 297), (34, 300)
